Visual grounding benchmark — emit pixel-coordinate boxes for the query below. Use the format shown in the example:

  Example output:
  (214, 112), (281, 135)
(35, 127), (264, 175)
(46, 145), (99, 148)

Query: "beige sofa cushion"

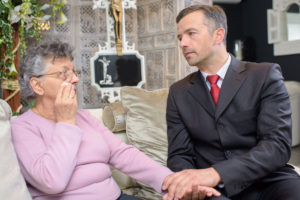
(86, 108), (103, 123)
(0, 99), (32, 200)
(121, 87), (169, 200)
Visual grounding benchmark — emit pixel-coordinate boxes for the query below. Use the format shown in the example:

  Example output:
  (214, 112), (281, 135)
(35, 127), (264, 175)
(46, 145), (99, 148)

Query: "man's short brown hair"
(176, 5), (227, 42)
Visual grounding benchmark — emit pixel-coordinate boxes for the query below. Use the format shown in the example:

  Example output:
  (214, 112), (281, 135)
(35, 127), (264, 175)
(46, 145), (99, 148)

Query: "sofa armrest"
(284, 81), (300, 146)
(0, 99), (32, 200)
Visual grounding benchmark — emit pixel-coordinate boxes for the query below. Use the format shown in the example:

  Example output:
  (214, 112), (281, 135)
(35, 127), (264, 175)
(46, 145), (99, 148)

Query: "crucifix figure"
(111, 0), (123, 56)
(93, 0), (136, 53)
(98, 57), (114, 85)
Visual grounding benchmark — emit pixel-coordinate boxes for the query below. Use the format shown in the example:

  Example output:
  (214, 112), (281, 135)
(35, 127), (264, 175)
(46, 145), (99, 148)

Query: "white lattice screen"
(40, 0), (211, 108)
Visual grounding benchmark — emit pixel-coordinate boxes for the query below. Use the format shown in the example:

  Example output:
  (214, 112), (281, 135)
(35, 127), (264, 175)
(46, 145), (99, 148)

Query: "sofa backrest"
(0, 99), (32, 200)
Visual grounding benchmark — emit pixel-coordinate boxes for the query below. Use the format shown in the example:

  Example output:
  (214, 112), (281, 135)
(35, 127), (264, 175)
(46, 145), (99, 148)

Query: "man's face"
(177, 11), (217, 67)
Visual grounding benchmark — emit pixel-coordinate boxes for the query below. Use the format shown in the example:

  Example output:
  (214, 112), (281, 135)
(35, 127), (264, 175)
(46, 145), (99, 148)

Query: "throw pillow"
(120, 87), (169, 200)
(0, 99), (32, 200)
(120, 87), (169, 165)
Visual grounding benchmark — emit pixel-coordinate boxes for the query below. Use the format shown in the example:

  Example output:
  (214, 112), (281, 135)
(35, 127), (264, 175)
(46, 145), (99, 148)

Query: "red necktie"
(207, 75), (220, 105)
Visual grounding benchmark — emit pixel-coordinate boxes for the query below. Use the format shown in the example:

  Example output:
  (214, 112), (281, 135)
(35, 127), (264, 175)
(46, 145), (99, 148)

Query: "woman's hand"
(54, 81), (77, 124)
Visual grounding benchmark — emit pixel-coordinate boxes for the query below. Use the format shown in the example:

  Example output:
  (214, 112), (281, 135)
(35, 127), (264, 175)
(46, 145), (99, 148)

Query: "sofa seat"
(99, 86), (300, 199)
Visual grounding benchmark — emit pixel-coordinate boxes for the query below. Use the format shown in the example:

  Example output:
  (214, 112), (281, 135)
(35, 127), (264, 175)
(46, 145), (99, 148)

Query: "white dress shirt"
(200, 54), (231, 90)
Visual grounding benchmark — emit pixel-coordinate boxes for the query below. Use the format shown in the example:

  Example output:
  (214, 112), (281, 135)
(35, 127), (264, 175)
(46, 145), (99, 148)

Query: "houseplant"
(0, 0), (68, 82)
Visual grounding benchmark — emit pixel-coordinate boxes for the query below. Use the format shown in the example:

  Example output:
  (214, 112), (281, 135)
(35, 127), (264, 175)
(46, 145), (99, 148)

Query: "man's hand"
(163, 185), (221, 200)
(162, 168), (222, 200)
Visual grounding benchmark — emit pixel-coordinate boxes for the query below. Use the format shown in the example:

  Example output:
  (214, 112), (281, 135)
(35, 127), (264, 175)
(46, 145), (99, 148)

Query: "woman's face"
(39, 57), (80, 101)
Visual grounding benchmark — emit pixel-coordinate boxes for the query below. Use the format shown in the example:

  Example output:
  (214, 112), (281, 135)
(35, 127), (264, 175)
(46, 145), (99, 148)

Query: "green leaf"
(7, 84), (13, 90)
(9, 70), (18, 77)
(12, 111), (19, 116)
(56, 10), (67, 25)
(28, 101), (35, 108)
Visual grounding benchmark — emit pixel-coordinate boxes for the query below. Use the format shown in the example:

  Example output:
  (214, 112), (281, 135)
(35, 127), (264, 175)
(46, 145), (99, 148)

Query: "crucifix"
(91, 0), (145, 103)
(111, 0), (123, 55)
(93, 0), (136, 56)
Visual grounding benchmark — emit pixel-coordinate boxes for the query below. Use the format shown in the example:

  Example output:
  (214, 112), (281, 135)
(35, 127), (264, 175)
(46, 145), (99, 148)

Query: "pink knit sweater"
(11, 109), (172, 200)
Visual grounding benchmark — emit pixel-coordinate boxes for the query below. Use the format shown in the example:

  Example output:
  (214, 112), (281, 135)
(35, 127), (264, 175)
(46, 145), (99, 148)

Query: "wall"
(40, 0), (212, 108)
(136, 0), (178, 90)
(216, 0), (300, 81)
(136, 0), (212, 90)
(41, 0), (139, 108)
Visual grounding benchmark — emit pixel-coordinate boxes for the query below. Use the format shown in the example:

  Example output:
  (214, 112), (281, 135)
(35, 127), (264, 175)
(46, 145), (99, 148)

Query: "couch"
(285, 81), (300, 146)
(95, 84), (300, 199)
(0, 98), (32, 200)
(0, 87), (169, 200)
(1, 82), (300, 200)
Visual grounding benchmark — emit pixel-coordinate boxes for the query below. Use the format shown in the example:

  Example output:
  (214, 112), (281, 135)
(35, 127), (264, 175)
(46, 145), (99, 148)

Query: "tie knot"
(207, 75), (219, 85)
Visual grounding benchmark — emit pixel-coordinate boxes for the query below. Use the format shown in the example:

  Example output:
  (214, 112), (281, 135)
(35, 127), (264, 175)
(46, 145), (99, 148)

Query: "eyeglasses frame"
(35, 69), (81, 80)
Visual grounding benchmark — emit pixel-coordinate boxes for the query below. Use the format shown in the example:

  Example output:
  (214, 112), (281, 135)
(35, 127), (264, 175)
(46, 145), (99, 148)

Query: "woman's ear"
(214, 27), (225, 45)
(30, 77), (44, 96)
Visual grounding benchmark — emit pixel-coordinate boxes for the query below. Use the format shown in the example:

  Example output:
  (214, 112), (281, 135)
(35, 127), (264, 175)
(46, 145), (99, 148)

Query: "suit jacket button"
(217, 123), (224, 129)
(225, 150), (232, 158)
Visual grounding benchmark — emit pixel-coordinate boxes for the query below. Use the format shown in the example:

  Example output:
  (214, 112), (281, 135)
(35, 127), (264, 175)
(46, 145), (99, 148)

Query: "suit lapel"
(215, 57), (247, 120)
(187, 71), (215, 117)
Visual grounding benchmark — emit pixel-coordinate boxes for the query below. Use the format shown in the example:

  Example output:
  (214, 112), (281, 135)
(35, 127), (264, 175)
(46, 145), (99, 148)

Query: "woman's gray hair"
(19, 40), (74, 101)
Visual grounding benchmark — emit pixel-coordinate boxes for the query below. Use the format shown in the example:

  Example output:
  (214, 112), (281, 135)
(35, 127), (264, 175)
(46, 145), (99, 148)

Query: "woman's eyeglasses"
(36, 69), (81, 81)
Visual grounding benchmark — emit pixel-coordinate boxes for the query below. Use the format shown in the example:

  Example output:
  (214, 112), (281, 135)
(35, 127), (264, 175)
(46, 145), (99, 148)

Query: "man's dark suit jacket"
(166, 56), (299, 197)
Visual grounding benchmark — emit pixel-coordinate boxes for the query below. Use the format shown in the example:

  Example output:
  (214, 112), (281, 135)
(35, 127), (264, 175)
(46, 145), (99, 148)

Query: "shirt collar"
(201, 54), (231, 80)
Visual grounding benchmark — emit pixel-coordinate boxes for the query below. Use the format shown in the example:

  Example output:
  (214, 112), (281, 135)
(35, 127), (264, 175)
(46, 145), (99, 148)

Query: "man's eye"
(189, 32), (195, 36)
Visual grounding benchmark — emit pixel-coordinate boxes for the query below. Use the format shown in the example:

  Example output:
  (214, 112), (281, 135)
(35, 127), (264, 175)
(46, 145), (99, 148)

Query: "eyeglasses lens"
(64, 70), (81, 80)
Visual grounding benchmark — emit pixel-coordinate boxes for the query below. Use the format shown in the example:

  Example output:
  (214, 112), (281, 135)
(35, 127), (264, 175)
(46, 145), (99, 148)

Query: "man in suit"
(162, 4), (300, 200)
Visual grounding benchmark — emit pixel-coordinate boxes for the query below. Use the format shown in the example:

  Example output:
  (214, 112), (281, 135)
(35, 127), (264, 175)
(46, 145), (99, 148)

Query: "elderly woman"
(11, 41), (220, 200)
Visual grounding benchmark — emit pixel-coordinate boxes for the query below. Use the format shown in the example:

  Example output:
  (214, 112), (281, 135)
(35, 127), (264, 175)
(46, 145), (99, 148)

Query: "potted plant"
(0, 0), (67, 84)
(0, 0), (67, 112)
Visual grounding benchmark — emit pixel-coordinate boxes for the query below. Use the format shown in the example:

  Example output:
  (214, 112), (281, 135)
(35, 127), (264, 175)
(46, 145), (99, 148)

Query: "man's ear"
(30, 77), (44, 96)
(214, 28), (225, 45)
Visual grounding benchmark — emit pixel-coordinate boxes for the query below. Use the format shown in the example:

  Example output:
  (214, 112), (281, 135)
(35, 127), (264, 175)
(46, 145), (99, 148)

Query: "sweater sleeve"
(82, 111), (173, 193)
(11, 117), (83, 194)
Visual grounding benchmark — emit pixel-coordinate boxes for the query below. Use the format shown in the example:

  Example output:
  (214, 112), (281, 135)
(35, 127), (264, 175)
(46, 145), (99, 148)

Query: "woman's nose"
(71, 73), (80, 83)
